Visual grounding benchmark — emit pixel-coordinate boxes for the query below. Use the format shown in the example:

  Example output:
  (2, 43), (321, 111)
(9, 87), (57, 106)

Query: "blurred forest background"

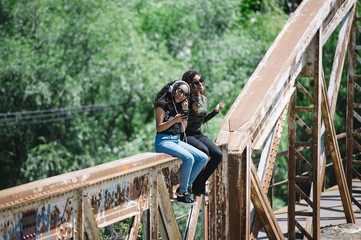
(0, 0), (348, 214)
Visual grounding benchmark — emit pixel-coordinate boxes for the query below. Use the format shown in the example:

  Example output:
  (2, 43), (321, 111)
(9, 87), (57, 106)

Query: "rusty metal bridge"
(2, 0), (361, 239)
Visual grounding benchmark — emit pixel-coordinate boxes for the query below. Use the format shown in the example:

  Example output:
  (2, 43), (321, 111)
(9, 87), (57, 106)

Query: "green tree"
(0, 0), (288, 193)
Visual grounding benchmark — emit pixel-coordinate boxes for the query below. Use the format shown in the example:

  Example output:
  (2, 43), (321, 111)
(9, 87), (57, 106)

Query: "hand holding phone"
(181, 109), (189, 119)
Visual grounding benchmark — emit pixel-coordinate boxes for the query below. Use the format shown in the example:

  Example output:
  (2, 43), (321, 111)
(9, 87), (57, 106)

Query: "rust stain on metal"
(161, 168), (172, 197)
(58, 199), (73, 239)
(209, 145), (229, 239)
(90, 175), (150, 216)
(50, 206), (61, 230)
(129, 176), (147, 200)
(91, 192), (101, 214)
(63, 199), (73, 223)
(37, 204), (62, 236)
(162, 166), (181, 196)
(1, 220), (18, 240)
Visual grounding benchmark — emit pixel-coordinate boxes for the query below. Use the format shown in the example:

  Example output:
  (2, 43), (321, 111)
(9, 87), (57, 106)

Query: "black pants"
(186, 133), (223, 194)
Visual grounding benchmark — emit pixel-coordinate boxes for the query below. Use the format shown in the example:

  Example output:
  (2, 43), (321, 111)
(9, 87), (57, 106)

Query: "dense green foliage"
(0, 0), (288, 190)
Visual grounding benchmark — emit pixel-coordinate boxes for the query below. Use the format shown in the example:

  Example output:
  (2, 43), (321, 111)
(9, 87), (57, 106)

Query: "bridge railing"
(0, 144), (229, 240)
(0, 152), (183, 239)
(216, 0), (359, 238)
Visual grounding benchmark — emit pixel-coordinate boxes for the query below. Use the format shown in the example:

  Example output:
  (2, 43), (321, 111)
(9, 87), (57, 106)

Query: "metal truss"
(347, 0), (361, 213)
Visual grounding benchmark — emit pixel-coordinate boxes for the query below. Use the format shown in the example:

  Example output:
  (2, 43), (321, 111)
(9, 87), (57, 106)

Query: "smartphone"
(181, 109), (189, 118)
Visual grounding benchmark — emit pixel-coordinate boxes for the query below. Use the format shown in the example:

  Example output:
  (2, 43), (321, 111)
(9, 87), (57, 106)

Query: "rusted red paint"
(90, 175), (150, 216)
(162, 166), (181, 196)
(91, 192), (101, 214)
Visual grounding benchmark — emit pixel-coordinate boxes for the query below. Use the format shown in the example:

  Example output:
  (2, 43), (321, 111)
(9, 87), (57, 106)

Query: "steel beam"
(250, 162), (285, 240)
(288, 91), (297, 240)
(84, 197), (102, 240)
(227, 145), (250, 240)
(312, 29), (322, 239)
(208, 144), (229, 240)
(158, 173), (181, 239)
(320, 76), (355, 223)
(251, 106), (288, 239)
(347, 0), (361, 212)
(127, 213), (143, 240)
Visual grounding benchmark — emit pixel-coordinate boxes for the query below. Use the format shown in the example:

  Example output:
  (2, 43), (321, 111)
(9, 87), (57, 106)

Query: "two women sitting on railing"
(154, 71), (224, 206)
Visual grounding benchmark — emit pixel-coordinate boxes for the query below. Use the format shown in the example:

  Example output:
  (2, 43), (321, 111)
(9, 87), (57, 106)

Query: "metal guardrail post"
(227, 149), (250, 240)
(208, 143), (229, 240)
(347, 0), (361, 211)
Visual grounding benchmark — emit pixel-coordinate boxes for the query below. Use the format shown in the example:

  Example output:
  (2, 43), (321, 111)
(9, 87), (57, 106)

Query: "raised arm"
(203, 102), (225, 123)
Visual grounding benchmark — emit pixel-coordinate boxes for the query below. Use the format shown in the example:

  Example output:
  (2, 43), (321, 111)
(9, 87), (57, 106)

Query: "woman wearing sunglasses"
(154, 80), (208, 206)
(182, 70), (225, 197)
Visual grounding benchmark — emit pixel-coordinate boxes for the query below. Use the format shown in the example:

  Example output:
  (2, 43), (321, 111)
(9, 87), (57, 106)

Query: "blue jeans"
(155, 134), (208, 193)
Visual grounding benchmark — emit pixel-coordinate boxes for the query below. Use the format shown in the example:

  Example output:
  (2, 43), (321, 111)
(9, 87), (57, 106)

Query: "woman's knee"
(216, 148), (223, 159)
(199, 151), (209, 164)
(188, 140), (209, 156)
(181, 154), (195, 165)
(211, 148), (223, 163)
(198, 145), (209, 156)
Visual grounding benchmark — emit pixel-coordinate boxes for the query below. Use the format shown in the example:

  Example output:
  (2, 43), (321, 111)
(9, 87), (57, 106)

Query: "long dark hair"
(182, 69), (206, 105)
(154, 80), (186, 112)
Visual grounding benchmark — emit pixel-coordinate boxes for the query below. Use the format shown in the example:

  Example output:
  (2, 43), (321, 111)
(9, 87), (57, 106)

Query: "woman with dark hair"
(154, 80), (208, 206)
(182, 70), (225, 197)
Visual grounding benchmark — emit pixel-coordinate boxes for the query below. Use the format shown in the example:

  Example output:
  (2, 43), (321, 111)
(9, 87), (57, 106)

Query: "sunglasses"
(176, 88), (189, 98)
(192, 78), (204, 87)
